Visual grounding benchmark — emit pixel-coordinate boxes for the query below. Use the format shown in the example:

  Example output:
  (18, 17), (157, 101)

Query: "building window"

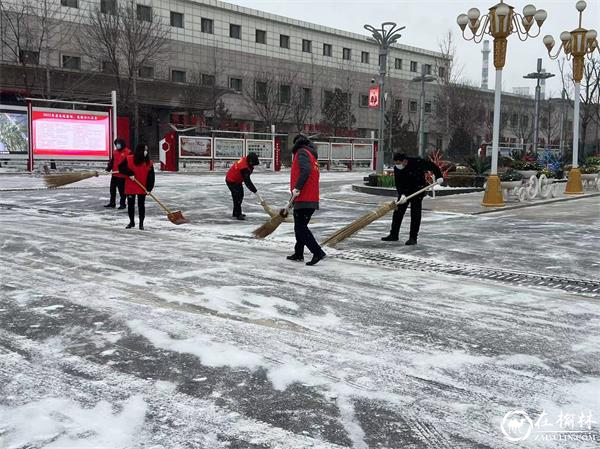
(101, 61), (116, 73)
(395, 58), (402, 70)
(170, 11), (183, 28)
(19, 50), (39, 65)
(360, 94), (369, 107)
(302, 87), (312, 106)
(171, 70), (186, 83)
(137, 4), (152, 22)
(361, 51), (369, 64)
(425, 102), (432, 113)
(230, 77), (242, 92)
(61, 0), (78, 7)
(201, 18), (213, 34)
(255, 81), (267, 102)
(409, 100), (418, 113)
(100, 0), (116, 14)
(280, 85), (291, 104)
(424, 64), (432, 75)
(522, 115), (529, 127)
(201, 74), (215, 86)
(323, 43), (332, 57)
(342, 47), (351, 60)
(302, 39), (312, 53)
(394, 99), (403, 111)
(255, 29), (266, 44)
(280, 34), (290, 49)
(438, 66), (446, 79)
(511, 113), (519, 126)
(229, 24), (241, 39)
(138, 66), (154, 78)
(61, 55), (81, 70)
(410, 61), (418, 72)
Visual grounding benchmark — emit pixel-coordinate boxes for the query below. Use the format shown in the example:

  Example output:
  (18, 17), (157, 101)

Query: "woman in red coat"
(119, 143), (155, 230)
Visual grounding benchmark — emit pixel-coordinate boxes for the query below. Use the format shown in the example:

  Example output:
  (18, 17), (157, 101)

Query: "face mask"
(115, 144), (122, 150)
(395, 164), (405, 170)
(144, 150), (148, 157)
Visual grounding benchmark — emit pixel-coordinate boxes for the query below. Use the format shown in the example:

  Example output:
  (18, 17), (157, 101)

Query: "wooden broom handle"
(395, 182), (436, 205)
(132, 177), (173, 215)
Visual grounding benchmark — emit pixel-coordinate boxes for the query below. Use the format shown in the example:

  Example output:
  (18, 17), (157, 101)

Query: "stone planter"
(581, 173), (599, 181)
(516, 170), (537, 178)
(500, 181), (522, 190)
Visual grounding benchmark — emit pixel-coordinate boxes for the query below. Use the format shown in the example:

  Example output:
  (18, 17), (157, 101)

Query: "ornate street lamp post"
(543, 0), (599, 194)
(457, 1), (547, 207)
(364, 22), (405, 173)
(523, 58), (554, 153)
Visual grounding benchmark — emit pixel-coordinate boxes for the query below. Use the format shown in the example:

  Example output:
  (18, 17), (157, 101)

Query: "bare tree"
(243, 70), (296, 132)
(508, 96), (534, 146)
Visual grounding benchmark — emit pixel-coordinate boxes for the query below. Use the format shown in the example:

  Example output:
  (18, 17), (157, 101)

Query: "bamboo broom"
(44, 171), (101, 188)
(321, 182), (438, 247)
(252, 193), (297, 238)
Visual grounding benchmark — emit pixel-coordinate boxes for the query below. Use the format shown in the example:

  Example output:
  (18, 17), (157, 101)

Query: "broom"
(252, 193), (298, 238)
(321, 182), (438, 247)
(255, 192), (277, 218)
(44, 171), (101, 188)
(132, 178), (188, 225)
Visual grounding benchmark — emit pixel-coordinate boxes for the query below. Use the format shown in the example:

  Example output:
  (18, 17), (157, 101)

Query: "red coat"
(226, 156), (253, 184)
(124, 155), (153, 195)
(111, 148), (131, 178)
(291, 148), (319, 203)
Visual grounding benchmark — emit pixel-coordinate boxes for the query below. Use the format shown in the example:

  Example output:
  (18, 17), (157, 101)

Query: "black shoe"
(381, 235), (399, 241)
(125, 222), (135, 229)
(104, 203), (116, 208)
(139, 224), (144, 230)
(236, 215), (246, 221)
(286, 254), (304, 262)
(405, 239), (417, 246)
(118, 205), (126, 210)
(306, 253), (326, 266)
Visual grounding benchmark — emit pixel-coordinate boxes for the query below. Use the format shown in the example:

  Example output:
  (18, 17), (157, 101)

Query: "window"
(395, 58), (402, 70)
(360, 94), (369, 107)
(302, 87), (312, 106)
(425, 102), (432, 113)
(137, 4), (152, 22)
(101, 61), (116, 73)
(201, 18), (213, 34)
(201, 74), (215, 86)
(61, 55), (81, 70)
(409, 100), (418, 113)
(230, 77), (242, 91)
(171, 70), (186, 83)
(138, 66), (154, 78)
(361, 51), (369, 64)
(424, 64), (432, 75)
(170, 11), (183, 28)
(280, 85), (291, 104)
(323, 43), (332, 57)
(438, 66), (446, 79)
(280, 34), (290, 49)
(394, 99), (403, 111)
(521, 115), (529, 128)
(512, 113), (519, 126)
(19, 50), (39, 65)
(410, 61), (418, 72)
(229, 24), (241, 39)
(61, 0), (78, 7)
(255, 81), (267, 102)
(100, 0), (116, 14)
(302, 39), (312, 53)
(342, 48), (351, 60)
(255, 29), (266, 44)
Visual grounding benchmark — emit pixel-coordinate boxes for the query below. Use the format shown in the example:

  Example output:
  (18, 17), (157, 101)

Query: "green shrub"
(581, 166), (600, 174)
(512, 160), (542, 170)
(584, 156), (600, 166)
(447, 174), (475, 187)
(377, 175), (396, 187)
(500, 171), (524, 182)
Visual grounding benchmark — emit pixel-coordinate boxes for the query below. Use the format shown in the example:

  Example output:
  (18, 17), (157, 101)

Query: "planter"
(581, 173), (599, 181)
(516, 170), (537, 179)
(500, 181), (522, 190)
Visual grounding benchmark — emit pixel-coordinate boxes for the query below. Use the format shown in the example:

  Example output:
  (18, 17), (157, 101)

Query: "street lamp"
(523, 58), (554, 154)
(457, 1), (547, 207)
(364, 22), (405, 173)
(543, 0), (599, 194)
(412, 65), (436, 158)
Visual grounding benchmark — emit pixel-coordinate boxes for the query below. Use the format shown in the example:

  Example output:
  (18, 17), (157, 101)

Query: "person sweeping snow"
(225, 152), (260, 220)
(104, 138), (131, 209)
(287, 134), (326, 266)
(381, 152), (444, 245)
(119, 143), (155, 230)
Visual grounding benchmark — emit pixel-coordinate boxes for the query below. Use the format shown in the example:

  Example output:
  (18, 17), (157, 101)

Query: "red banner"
(274, 137), (281, 172)
(368, 86), (380, 109)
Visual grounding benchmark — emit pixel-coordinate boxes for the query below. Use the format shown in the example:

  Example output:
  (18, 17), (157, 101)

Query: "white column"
(111, 90), (117, 142)
(572, 82), (580, 168)
(491, 69), (503, 175)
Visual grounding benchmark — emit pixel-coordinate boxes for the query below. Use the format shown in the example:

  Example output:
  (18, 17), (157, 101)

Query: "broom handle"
(132, 177), (173, 215)
(395, 182), (436, 205)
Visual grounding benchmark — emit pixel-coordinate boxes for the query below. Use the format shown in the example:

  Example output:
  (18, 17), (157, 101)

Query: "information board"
(331, 142), (352, 160)
(313, 141), (331, 161)
(246, 139), (273, 159)
(179, 136), (212, 158)
(214, 138), (244, 159)
(0, 108), (28, 158)
(353, 143), (374, 160)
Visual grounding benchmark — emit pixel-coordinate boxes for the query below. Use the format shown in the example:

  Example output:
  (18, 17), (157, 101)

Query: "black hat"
(247, 152), (260, 166)
(393, 152), (408, 161)
(293, 133), (309, 145)
(114, 138), (126, 149)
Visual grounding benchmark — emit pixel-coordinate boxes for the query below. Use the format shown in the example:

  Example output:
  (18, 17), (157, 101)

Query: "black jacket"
(240, 167), (257, 193)
(394, 157), (442, 197)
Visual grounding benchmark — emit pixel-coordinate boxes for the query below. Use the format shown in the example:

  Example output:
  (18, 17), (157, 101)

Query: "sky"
(231, 0), (599, 98)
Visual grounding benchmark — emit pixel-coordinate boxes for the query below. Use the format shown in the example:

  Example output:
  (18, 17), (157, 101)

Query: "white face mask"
(395, 164), (405, 170)
(144, 150), (148, 157)
(115, 144), (122, 150)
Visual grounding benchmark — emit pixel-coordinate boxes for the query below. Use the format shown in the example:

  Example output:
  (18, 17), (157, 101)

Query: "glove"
(129, 175), (135, 181)
(397, 194), (407, 204)
(291, 188), (300, 197)
(436, 177), (444, 185)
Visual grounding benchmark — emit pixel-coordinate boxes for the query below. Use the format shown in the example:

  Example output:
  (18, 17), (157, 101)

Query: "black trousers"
(226, 181), (244, 217)
(293, 208), (324, 257)
(389, 196), (423, 241)
(109, 176), (126, 207)
(127, 194), (146, 225)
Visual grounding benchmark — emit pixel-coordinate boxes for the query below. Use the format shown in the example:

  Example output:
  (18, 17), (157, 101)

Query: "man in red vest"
(225, 152), (260, 220)
(288, 134), (326, 266)
(104, 138), (131, 209)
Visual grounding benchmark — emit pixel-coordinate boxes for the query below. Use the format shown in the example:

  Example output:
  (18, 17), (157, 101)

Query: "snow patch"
(267, 358), (327, 391)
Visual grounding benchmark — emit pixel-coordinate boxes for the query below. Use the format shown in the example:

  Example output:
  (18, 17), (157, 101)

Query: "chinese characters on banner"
(368, 86), (380, 109)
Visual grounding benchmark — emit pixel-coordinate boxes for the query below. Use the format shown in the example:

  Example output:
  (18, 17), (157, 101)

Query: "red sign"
(274, 137), (281, 172)
(32, 108), (110, 159)
(368, 86), (380, 109)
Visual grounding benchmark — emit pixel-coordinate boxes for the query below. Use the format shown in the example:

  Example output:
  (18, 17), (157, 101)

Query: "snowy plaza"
(1, 170), (599, 448)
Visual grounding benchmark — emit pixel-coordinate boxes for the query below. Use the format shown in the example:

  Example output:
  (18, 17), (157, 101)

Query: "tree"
(539, 97), (561, 147)
(446, 127), (474, 159)
(508, 96), (534, 146)
(321, 88), (356, 136)
(385, 96), (417, 154)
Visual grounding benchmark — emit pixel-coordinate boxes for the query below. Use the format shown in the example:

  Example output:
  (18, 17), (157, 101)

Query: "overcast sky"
(232, 0), (599, 97)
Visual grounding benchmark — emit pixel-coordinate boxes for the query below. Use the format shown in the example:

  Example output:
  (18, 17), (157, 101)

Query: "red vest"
(291, 148), (319, 203)
(124, 155), (153, 195)
(111, 147), (131, 178)
(225, 157), (253, 184)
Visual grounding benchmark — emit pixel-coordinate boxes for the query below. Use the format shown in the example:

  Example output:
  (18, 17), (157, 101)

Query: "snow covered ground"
(1, 170), (599, 448)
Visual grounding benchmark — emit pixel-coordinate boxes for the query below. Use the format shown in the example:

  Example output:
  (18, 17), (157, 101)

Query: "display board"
(214, 138), (244, 159)
(353, 143), (374, 160)
(31, 108), (110, 159)
(313, 141), (331, 161)
(246, 139), (273, 159)
(179, 136), (212, 158)
(0, 108), (28, 159)
(331, 142), (352, 160)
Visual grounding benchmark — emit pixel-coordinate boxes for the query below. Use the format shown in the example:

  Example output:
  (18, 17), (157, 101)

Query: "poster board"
(353, 143), (374, 160)
(331, 142), (352, 160)
(179, 136), (212, 158)
(0, 106), (28, 159)
(214, 138), (244, 159)
(313, 141), (331, 161)
(246, 139), (273, 159)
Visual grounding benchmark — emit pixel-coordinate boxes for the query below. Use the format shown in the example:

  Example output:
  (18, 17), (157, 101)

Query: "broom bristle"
(44, 171), (98, 188)
(252, 214), (286, 238)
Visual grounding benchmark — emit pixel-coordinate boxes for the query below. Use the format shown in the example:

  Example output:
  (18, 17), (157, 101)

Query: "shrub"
(584, 156), (600, 166)
(377, 175), (395, 187)
(581, 166), (600, 174)
(512, 159), (542, 170)
(447, 174), (475, 187)
(500, 170), (524, 182)
(466, 156), (491, 175)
